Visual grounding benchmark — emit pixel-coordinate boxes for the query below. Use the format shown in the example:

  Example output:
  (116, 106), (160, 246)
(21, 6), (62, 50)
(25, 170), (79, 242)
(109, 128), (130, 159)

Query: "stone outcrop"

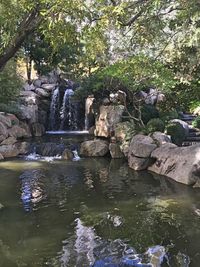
(95, 105), (125, 138)
(151, 131), (171, 146)
(148, 143), (200, 186)
(128, 134), (157, 171)
(31, 123), (45, 137)
(80, 139), (109, 157)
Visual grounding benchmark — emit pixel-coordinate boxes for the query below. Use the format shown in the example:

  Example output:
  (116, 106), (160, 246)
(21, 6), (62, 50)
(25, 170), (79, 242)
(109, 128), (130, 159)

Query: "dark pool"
(0, 151), (200, 266)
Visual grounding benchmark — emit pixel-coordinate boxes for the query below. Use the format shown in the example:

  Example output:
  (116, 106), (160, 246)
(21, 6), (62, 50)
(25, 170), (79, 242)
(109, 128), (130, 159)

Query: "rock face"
(0, 145), (19, 158)
(148, 143), (200, 186)
(80, 139), (109, 157)
(151, 132), (171, 146)
(128, 134), (157, 171)
(95, 105), (125, 138)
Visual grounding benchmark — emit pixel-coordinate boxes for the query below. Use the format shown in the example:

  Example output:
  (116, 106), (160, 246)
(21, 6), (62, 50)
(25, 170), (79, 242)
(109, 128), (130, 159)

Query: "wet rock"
(62, 149), (74, 160)
(0, 153), (4, 160)
(35, 143), (65, 156)
(95, 105), (125, 138)
(149, 143), (200, 186)
(1, 137), (17, 145)
(129, 156), (155, 171)
(109, 143), (124, 159)
(31, 123), (45, 137)
(80, 139), (109, 157)
(151, 131), (171, 146)
(15, 142), (30, 155)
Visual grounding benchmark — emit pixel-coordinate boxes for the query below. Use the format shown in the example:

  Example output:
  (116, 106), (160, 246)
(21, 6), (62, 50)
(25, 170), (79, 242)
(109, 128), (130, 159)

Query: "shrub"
(147, 118), (165, 133)
(160, 109), (179, 123)
(192, 116), (200, 129)
(0, 102), (20, 117)
(141, 104), (159, 124)
(165, 122), (186, 146)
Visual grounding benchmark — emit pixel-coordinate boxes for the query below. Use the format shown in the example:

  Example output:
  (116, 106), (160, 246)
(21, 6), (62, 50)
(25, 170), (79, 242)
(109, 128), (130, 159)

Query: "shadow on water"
(0, 157), (200, 266)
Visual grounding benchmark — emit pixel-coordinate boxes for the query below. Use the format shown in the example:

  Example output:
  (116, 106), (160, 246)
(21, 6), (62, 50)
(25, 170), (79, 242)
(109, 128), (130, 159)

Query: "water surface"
(0, 156), (200, 266)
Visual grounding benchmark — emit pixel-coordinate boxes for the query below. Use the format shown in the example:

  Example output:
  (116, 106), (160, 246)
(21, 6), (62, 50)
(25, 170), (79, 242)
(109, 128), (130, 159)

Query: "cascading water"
(49, 87), (60, 130)
(60, 89), (77, 130)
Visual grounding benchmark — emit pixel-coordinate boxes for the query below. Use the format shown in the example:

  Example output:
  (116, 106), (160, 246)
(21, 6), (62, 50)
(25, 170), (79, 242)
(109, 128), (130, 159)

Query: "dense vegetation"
(0, 0), (200, 111)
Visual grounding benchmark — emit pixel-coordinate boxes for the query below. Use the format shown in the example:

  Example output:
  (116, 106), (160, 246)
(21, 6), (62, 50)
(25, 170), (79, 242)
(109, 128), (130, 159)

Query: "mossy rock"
(192, 116), (200, 129)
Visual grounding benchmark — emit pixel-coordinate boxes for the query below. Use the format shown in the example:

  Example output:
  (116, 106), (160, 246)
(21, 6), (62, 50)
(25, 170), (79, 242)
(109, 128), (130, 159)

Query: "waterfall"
(48, 87), (86, 131)
(49, 88), (60, 130)
(60, 89), (78, 130)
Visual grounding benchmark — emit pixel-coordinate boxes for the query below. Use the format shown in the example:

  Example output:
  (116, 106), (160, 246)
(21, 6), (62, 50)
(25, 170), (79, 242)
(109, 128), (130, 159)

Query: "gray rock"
(20, 91), (38, 105)
(23, 83), (35, 91)
(171, 119), (189, 137)
(8, 125), (28, 139)
(0, 153), (4, 160)
(109, 143), (124, 158)
(148, 143), (200, 186)
(128, 134), (157, 158)
(15, 142), (30, 155)
(151, 131), (171, 146)
(80, 139), (109, 157)
(33, 79), (42, 87)
(18, 104), (38, 123)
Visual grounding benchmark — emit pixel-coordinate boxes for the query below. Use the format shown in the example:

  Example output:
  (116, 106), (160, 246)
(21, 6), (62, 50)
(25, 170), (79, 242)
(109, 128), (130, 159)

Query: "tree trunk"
(0, 8), (42, 71)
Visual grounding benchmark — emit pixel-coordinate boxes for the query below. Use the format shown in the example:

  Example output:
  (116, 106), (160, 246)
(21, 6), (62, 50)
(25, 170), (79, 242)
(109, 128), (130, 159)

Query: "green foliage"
(147, 118), (165, 133)
(159, 109), (179, 123)
(0, 60), (21, 103)
(189, 100), (200, 113)
(165, 122), (186, 146)
(0, 102), (20, 117)
(192, 116), (200, 129)
(141, 104), (159, 124)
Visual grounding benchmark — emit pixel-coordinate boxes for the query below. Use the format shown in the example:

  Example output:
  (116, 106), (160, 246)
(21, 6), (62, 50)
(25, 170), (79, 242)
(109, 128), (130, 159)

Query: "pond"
(0, 137), (200, 266)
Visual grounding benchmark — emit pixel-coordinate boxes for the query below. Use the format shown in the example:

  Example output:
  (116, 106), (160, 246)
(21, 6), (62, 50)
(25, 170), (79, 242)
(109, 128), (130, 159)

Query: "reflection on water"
(0, 157), (199, 266)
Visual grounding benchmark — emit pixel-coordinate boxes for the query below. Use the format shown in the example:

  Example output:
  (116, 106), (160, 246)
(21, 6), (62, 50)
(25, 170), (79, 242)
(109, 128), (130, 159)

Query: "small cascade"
(49, 88), (60, 130)
(60, 89), (77, 130)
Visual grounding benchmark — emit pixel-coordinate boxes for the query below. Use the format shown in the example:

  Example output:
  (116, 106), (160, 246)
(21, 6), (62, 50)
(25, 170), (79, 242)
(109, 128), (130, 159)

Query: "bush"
(147, 118), (165, 133)
(192, 116), (200, 129)
(0, 102), (20, 117)
(160, 109), (179, 123)
(141, 104), (159, 124)
(165, 122), (186, 146)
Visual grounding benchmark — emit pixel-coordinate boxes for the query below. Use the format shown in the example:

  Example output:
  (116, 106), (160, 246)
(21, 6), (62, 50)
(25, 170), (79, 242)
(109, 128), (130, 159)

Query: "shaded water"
(0, 155), (200, 266)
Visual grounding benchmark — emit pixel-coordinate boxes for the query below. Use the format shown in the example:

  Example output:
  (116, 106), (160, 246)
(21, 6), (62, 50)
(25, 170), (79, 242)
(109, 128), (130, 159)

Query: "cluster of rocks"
(18, 75), (58, 135)
(0, 113), (30, 159)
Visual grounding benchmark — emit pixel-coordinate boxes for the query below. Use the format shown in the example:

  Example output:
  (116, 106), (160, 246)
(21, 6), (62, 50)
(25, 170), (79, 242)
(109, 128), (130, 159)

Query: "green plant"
(192, 116), (200, 129)
(141, 104), (159, 124)
(147, 118), (165, 133)
(0, 102), (20, 117)
(165, 122), (186, 146)
(189, 100), (200, 113)
(159, 109), (179, 123)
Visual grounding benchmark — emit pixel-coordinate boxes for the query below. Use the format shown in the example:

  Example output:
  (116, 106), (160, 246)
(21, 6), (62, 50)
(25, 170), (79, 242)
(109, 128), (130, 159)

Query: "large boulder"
(128, 134), (157, 171)
(19, 122), (32, 138)
(95, 105), (125, 138)
(128, 134), (157, 158)
(41, 83), (56, 91)
(15, 142), (30, 155)
(20, 91), (38, 105)
(62, 149), (74, 160)
(31, 123), (45, 137)
(148, 143), (200, 186)
(80, 139), (109, 157)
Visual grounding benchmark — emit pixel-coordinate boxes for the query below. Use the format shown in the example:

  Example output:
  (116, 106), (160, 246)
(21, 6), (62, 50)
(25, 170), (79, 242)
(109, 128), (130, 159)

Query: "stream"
(0, 135), (200, 266)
